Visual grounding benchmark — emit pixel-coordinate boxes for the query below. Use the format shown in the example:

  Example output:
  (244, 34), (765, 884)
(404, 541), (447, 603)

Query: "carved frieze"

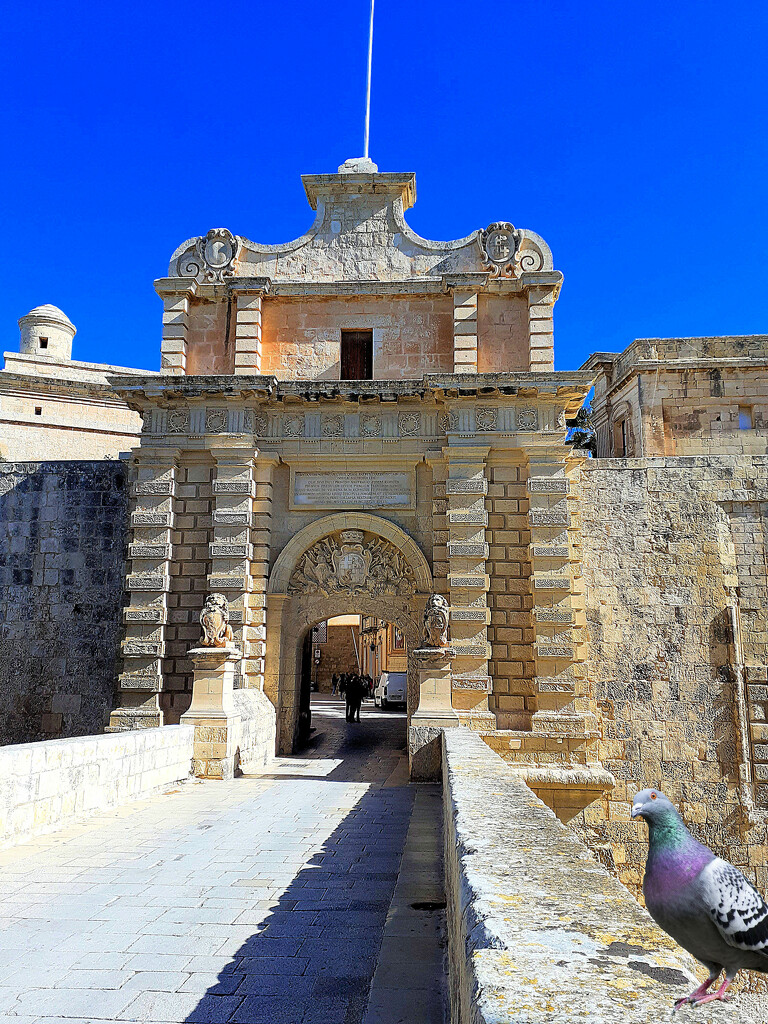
(398, 412), (420, 437)
(195, 725), (228, 744)
(167, 409), (189, 434)
(360, 413), (381, 437)
(288, 529), (416, 598)
(206, 409), (228, 433)
(517, 408), (538, 431)
(283, 414), (304, 438)
(321, 414), (344, 438)
(475, 407), (498, 432)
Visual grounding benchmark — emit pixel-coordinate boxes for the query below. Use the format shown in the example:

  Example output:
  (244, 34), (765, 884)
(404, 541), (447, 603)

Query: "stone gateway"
(4, 156), (768, 915)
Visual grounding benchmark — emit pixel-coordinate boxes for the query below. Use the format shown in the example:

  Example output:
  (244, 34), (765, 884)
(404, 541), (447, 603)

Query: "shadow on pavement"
(181, 701), (415, 1024)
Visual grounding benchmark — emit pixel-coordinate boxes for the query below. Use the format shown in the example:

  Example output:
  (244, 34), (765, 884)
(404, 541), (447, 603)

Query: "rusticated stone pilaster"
(109, 450), (180, 730)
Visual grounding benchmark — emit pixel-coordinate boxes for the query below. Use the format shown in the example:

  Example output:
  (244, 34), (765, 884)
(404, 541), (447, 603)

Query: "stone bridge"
(0, 698), (765, 1023)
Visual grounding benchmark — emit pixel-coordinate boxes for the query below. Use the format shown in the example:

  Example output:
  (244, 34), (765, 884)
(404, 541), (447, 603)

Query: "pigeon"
(632, 788), (768, 1009)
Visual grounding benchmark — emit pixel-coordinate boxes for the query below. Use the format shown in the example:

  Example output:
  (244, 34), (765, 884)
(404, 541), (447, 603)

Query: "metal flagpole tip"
(338, 157), (379, 174)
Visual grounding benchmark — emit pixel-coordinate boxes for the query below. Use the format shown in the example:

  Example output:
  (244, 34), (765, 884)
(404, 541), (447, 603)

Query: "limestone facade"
(583, 334), (768, 458)
(108, 161), (592, 765)
(0, 305), (148, 461)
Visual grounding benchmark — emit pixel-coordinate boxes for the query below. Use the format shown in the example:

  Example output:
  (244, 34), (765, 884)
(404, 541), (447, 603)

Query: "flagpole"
(363, 0), (375, 159)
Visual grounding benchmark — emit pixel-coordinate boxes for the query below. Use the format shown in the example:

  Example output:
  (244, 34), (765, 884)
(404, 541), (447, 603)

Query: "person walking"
(346, 674), (363, 723)
(331, 673), (338, 696)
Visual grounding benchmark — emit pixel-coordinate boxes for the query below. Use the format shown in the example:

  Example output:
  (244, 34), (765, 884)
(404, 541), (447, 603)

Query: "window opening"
(739, 406), (753, 430)
(34, 407), (42, 416)
(340, 330), (373, 380)
(39, 337), (48, 350)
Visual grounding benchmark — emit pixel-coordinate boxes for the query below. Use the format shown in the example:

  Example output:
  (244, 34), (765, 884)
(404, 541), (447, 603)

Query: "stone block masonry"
(0, 725), (193, 847)
(579, 454), (768, 900)
(0, 461), (129, 744)
(442, 727), (768, 1022)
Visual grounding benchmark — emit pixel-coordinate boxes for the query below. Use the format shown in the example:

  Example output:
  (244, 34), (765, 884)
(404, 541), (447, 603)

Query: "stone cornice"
(0, 371), (131, 406)
(108, 371), (592, 416)
(598, 356), (768, 404)
(155, 273), (563, 302)
(301, 171), (417, 211)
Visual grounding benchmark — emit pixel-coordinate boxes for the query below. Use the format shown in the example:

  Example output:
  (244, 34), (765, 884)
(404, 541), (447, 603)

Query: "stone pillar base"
(409, 646), (459, 781)
(181, 646), (241, 779)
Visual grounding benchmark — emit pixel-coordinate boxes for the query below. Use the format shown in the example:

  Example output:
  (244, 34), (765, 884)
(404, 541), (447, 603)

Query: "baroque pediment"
(165, 166), (553, 286)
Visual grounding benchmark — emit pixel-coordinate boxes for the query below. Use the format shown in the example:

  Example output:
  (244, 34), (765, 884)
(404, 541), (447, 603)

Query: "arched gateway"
(265, 513), (433, 752)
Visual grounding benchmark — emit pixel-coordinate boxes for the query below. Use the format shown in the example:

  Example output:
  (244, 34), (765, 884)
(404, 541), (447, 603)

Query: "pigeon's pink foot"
(690, 978), (732, 1007)
(673, 977), (718, 1011)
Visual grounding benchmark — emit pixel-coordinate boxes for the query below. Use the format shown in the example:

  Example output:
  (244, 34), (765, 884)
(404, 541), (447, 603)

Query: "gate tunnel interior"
(296, 614), (408, 747)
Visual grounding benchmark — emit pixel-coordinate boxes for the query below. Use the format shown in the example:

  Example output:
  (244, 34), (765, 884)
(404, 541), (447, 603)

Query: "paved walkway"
(0, 696), (447, 1023)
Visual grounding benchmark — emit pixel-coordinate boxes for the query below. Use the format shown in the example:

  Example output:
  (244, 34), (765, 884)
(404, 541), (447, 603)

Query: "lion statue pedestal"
(409, 595), (459, 782)
(181, 595), (241, 780)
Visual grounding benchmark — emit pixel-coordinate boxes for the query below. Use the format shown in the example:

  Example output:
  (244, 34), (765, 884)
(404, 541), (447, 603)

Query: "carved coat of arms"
(479, 222), (518, 278)
(178, 228), (240, 283)
(288, 529), (416, 598)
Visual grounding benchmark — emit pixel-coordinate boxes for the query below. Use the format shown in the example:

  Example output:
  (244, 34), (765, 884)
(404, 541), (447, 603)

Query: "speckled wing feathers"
(701, 858), (768, 954)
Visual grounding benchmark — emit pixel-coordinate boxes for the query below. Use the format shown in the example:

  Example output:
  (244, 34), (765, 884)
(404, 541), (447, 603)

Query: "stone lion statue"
(422, 594), (450, 648)
(200, 593), (234, 648)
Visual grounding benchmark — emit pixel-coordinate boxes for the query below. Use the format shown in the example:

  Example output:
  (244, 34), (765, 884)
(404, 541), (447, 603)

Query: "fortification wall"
(0, 461), (128, 743)
(579, 455), (768, 895)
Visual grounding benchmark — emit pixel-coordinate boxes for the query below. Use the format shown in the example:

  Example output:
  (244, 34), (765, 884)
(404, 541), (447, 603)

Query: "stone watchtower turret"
(17, 304), (76, 360)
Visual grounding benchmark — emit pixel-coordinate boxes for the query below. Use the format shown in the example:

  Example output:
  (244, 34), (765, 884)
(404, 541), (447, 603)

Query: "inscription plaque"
(293, 471), (411, 509)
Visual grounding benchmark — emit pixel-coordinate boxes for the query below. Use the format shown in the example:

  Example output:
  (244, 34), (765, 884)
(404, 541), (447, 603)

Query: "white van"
(374, 671), (407, 709)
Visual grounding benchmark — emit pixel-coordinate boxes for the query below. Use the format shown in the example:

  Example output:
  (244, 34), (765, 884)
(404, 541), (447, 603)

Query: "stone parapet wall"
(231, 689), (276, 772)
(611, 335), (768, 384)
(580, 455), (768, 896)
(0, 461), (129, 744)
(442, 727), (768, 1022)
(0, 726), (193, 848)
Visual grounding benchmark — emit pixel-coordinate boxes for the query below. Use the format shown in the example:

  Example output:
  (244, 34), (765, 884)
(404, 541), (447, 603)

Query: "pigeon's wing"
(700, 857), (768, 954)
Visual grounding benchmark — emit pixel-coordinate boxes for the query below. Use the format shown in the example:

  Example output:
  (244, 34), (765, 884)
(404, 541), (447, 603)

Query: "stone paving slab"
(0, 696), (446, 1023)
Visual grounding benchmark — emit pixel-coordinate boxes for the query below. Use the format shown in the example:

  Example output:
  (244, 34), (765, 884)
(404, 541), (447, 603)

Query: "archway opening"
(266, 515), (433, 754)
(293, 612), (411, 750)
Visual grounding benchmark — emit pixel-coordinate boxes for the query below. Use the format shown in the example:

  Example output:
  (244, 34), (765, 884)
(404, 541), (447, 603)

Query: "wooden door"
(340, 330), (373, 379)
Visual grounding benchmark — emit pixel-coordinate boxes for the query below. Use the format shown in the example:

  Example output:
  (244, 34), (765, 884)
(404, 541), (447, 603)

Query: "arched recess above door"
(268, 512), (432, 595)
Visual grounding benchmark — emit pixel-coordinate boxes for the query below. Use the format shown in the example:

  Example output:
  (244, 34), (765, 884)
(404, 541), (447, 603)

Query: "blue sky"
(2, 0), (766, 371)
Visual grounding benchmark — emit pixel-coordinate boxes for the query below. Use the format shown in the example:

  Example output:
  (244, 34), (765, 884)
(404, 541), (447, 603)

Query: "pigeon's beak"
(631, 804), (643, 819)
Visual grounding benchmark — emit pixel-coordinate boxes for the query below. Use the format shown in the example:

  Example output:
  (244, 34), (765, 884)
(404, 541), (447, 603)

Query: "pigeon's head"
(631, 788), (678, 823)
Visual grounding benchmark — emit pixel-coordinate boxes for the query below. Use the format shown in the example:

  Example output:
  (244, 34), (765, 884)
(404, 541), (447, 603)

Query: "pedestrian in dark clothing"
(345, 675), (363, 723)
(331, 673), (338, 695)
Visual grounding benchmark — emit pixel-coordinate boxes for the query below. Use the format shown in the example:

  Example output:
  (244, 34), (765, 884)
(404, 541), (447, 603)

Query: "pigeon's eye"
(651, 793), (657, 800)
